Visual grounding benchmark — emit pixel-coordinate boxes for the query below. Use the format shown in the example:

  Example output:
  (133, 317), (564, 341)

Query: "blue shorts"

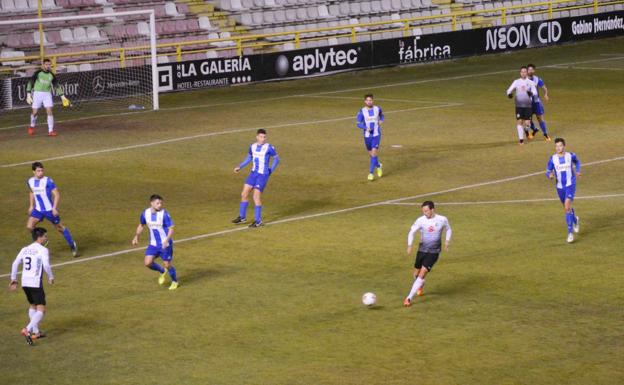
(145, 244), (173, 261)
(364, 135), (381, 151)
(245, 171), (270, 192)
(557, 185), (576, 203)
(532, 102), (545, 116)
(30, 209), (61, 225)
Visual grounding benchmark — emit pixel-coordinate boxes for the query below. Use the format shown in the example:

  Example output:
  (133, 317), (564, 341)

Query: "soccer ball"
(362, 292), (376, 306)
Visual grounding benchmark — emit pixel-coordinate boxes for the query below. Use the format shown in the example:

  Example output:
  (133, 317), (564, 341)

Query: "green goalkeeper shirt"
(27, 69), (64, 95)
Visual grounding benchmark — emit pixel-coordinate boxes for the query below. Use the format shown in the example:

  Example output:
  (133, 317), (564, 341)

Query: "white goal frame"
(0, 9), (159, 110)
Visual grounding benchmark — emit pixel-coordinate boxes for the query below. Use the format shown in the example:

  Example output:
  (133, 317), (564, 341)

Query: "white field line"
(550, 65), (624, 71)
(0, 102), (462, 168)
(385, 193), (624, 206)
(298, 95), (461, 104)
(1, 55), (623, 132)
(1, 154), (622, 278)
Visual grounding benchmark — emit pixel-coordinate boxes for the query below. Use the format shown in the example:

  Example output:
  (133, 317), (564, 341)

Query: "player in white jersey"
(232, 129), (280, 227)
(356, 94), (384, 181)
(132, 194), (179, 290)
(9, 228), (55, 345)
(27, 161), (77, 257)
(506, 66), (537, 145)
(403, 201), (452, 307)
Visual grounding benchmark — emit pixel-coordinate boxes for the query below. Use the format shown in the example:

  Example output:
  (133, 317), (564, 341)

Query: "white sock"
(28, 308), (36, 320)
(407, 277), (425, 300)
(30, 311), (44, 334)
(516, 124), (524, 140)
(47, 116), (54, 132)
(30, 114), (37, 127)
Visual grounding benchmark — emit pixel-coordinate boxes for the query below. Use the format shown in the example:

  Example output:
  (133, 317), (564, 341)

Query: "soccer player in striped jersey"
(506, 66), (537, 145)
(527, 64), (551, 141)
(546, 138), (581, 243)
(26, 58), (70, 137)
(9, 228), (54, 345)
(232, 129), (280, 228)
(26, 162), (77, 257)
(132, 194), (179, 290)
(403, 201), (452, 307)
(357, 94), (384, 181)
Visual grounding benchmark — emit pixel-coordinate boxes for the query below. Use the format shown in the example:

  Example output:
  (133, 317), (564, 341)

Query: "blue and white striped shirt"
(547, 152), (580, 189)
(249, 143), (278, 175)
(27, 176), (56, 212)
(356, 106), (384, 138)
(140, 208), (174, 247)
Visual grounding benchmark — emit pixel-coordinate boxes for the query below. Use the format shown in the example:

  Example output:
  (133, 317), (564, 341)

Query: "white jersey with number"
(11, 242), (53, 288)
(506, 78), (537, 108)
(407, 214), (452, 253)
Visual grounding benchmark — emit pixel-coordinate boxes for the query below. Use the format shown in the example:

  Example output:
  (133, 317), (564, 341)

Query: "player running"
(546, 138), (581, 243)
(27, 162), (77, 257)
(506, 66), (537, 145)
(403, 201), (452, 307)
(356, 94), (384, 181)
(132, 194), (179, 290)
(9, 228), (54, 345)
(231, 129), (280, 228)
(26, 58), (70, 137)
(527, 64), (551, 141)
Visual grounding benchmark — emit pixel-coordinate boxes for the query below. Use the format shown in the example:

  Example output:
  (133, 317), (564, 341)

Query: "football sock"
(28, 308), (36, 321)
(516, 125), (524, 140)
(539, 121), (548, 136)
(27, 311), (44, 334)
(408, 277), (425, 300)
(572, 209), (577, 224)
(239, 201), (249, 219)
(254, 205), (262, 223)
(375, 157), (381, 168)
(47, 116), (54, 132)
(62, 228), (75, 249)
(566, 212), (574, 233)
(148, 262), (165, 273)
(370, 156), (378, 173)
(30, 114), (37, 127)
(168, 266), (178, 282)
(530, 120), (537, 132)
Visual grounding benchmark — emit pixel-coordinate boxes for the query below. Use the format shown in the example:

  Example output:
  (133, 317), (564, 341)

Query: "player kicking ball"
(231, 129), (280, 227)
(506, 66), (537, 145)
(403, 201), (452, 307)
(546, 138), (581, 243)
(27, 162), (78, 257)
(9, 228), (54, 346)
(132, 194), (179, 290)
(26, 58), (70, 137)
(356, 94), (384, 181)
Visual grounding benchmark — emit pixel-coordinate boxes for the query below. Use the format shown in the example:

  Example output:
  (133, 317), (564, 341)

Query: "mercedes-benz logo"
(92, 76), (105, 95)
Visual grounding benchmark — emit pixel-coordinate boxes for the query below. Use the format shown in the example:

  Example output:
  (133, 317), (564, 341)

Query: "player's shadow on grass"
(415, 141), (511, 154)
(182, 265), (242, 285)
(273, 199), (333, 219)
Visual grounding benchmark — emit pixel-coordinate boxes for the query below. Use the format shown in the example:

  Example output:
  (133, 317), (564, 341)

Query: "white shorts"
(32, 91), (54, 109)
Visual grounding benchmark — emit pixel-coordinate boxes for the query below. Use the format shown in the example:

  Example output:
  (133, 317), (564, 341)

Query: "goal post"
(0, 9), (159, 124)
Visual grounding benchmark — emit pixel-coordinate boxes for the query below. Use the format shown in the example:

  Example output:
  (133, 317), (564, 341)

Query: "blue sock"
(539, 121), (548, 136)
(239, 201), (249, 219)
(168, 266), (177, 282)
(530, 120), (537, 132)
(62, 228), (75, 248)
(254, 205), (262, 223)
(571, 208), (577, 224)
(148, 262), (165, 273)
(375, 157), (381, 168)
(565, 212), (574, 233)
(369, 156), (377, 173)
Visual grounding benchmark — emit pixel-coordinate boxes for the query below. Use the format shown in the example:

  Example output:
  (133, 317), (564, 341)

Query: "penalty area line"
(1, 154), (623, 278)
(384, 193), (624, 206)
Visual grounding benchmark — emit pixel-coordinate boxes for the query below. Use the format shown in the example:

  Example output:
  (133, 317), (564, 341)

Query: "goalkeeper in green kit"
(26, 58), (70, 137)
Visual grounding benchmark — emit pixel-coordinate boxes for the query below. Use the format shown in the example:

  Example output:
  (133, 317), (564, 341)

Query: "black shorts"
(23, 286), (46, 306)
(516, 107), (532, 120)
(414, 251), (440, 271)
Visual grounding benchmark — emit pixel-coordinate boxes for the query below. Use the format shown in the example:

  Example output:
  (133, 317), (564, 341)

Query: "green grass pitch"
(1, 38), (623, 385)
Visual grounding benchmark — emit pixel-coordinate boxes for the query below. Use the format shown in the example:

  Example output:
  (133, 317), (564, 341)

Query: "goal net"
(0, 9), (159, 130)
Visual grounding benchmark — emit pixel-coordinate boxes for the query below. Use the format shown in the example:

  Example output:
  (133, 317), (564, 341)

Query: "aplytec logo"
(276, 46), (361, 77)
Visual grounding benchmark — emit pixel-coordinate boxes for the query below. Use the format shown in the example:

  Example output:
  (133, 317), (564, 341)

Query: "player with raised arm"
(546, 138), (581, 243)
(231, 129), (280, 228)
(26, 58), (70, 137)
(506, 66), (537, 145)
(27, 162), (78, 257)
(527, 64), (551, 141)
(9, 228), (54, 345)
(132, 194), (179, 290)
(357, 94), (384, 181)
(403, 201), (452, 307)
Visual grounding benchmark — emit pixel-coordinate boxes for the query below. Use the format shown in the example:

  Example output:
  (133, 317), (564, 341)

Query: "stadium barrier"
(157, 9), (624, 92)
